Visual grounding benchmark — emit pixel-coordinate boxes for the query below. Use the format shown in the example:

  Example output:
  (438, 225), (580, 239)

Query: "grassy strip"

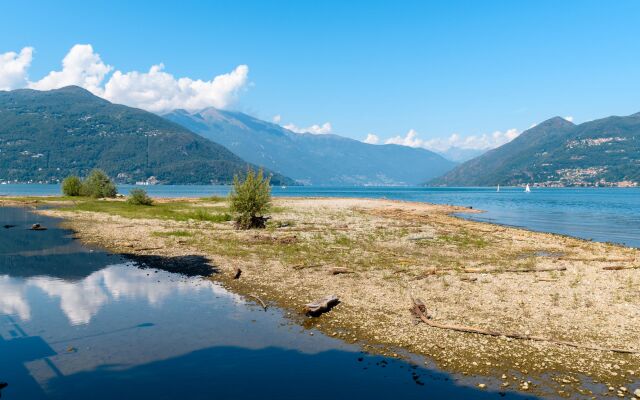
(61, 199), (232, 222)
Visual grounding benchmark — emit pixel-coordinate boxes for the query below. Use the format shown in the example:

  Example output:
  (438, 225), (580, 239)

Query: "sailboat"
(525, 183), (531, 193)
(496, 184), (500, 192)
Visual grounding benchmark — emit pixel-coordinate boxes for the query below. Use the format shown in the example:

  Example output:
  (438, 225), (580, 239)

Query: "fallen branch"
(304, 295), (339, 317)
(330, 267), (354, 275)
(135, 246), (164, 251)
(603, 265), (640, 271)
(463, 266), (566, 274)
(293, 264), (323, 270)
(248, 294), (267, 311)
(410, 298), (638, 354)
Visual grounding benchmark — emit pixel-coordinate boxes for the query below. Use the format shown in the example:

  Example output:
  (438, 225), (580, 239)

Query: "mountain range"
(2, 85), (638, 188)
(0, 86), (292, 185)
(431, 114), (640, 186)
(164, 108), (456, 185)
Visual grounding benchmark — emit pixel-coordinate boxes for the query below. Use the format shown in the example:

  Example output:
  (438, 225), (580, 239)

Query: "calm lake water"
(0, 207), (535, 399)
(2, 184), (640, 248)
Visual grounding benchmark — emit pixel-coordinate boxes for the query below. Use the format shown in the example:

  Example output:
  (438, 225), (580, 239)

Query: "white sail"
(525, 184), (531, 192)
(497, 184), (500, 192)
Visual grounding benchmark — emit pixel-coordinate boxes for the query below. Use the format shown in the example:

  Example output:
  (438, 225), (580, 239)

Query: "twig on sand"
(536, 278), (558, 282)
(249, 294), (267, 311)
(463, 266), (567, 274)
(330, 267), (354, 275)
(135, 246), (164, 251)
(410, 297), (638, 354)
(602, 265), (640, 271)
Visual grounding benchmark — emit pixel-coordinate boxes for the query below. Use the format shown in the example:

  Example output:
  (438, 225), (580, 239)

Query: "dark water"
(0, 207), (535, 399)
(2, 184), (640, 248)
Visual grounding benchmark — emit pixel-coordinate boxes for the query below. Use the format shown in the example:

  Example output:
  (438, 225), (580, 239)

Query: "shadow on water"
(0, 207), (215, 279)
(0, 320), (54, 399)
(0, 207), (117, 280)
(122, 254), (218, 277)
(4, 339), (539, 400)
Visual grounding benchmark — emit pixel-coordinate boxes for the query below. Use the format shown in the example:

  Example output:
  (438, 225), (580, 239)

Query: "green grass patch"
(436, 230), (489, 249)
(152, 230), (194, 238)
(62, 200), (231, 222)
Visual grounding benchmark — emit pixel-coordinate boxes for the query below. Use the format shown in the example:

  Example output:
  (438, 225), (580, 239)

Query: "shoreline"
(3, 195), (640, 398)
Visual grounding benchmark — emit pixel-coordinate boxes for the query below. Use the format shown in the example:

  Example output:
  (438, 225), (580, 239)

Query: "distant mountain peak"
(0, 86), (293, 185)
(164, 109), (456, 185)
(535, 116), (575, 129)
(431, 111), (640, 187)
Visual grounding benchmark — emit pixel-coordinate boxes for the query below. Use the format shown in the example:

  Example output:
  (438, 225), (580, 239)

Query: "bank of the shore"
(6, 196), (640, 399)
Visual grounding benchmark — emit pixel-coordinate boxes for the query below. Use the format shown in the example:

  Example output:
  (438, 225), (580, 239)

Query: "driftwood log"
(411, 297), (638, 354)
(463, 266), (567, 274)
(330, 267), (354, 275)
(233, 268), (242, 279)
(603, 265), (640, 271)
(304, 295), (339, 317)
(248, 294), (267, 311)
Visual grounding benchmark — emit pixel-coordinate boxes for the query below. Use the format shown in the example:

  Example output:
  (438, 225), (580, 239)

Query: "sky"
(2, 0), (640, 154)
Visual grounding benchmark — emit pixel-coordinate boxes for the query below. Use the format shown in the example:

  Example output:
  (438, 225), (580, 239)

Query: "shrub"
(80, 169), (117, 198)
(127, 188), (154, 206)
(61, 176), (82, 196)
(229, 168), (272, 229)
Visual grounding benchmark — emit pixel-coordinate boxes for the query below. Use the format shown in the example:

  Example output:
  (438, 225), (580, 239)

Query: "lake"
(0, 207), (535, 399)
(3, 184), (640, 248)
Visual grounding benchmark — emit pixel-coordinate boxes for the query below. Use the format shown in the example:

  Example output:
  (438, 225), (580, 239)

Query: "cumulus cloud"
(564, 116), (574, 122)
(385, 128), (520, 152)
(103, 63), (249, 113)
(1, 44), (249, 112)
(0, 47), (33, 90)
(29, 44), (112, 93)
(283, 121), (332, 135)
(363, 133), (379, 144)
(272, 114), (282, 123)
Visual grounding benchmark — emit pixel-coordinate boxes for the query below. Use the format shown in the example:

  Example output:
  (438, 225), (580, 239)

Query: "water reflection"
(1, 264), (236, 325)
(0, 275), (30, 320)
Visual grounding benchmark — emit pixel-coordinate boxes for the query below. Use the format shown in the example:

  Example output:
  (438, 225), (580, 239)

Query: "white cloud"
(363, 133), (379, 144)
(564, 116), (574, 122)
(283, 121), (332, 135)
(0, 47), (33, 90)
(272, 114), (282, 123)
(385, 128), (520, 152)
(29, 44), (112, 93)
(2, 44), (249, 113)
(103, 63), (249, 113)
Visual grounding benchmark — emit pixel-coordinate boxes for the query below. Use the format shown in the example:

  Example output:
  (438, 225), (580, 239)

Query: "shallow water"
(3, 184), (640, 248)
(0, 207), (536, 399)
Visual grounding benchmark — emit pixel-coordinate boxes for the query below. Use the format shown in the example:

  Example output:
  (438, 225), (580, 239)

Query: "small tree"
(80, 169), (117, 198)
(127, 188), (154, 206)
(61, 176), (82, 196)
(229, 168), (272, 229)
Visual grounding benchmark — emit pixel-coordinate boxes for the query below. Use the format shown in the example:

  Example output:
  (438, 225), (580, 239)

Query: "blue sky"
(2, 0), (640, 152)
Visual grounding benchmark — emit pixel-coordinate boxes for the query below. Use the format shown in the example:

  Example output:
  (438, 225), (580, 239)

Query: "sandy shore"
(7, 196), (640, 398)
